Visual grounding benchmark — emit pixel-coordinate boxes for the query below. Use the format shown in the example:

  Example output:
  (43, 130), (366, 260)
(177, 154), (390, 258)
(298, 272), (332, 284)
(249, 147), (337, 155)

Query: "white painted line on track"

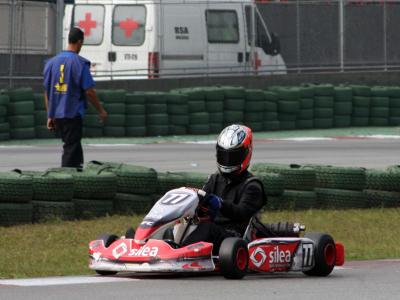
(0, 276), (139, 287)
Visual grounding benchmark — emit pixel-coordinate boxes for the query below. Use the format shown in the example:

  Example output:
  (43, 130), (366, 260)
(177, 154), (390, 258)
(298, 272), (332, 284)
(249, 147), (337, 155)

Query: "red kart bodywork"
(89, 238), (215, 273)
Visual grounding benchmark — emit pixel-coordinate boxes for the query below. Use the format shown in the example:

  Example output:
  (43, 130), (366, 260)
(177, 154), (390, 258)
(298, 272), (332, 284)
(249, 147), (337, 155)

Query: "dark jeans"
(55, 117), (83, 168)
(181, 222), (235, 254)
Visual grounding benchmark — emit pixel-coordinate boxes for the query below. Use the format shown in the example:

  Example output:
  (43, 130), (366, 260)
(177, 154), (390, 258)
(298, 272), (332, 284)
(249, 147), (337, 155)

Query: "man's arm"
(44, 91), (55, 131)
(86, 88), (108, 122)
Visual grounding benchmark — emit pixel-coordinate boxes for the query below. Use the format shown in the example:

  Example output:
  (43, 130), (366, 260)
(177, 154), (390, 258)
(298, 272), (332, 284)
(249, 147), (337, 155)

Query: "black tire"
(219, 237), (248, 279)
(95, 234), (119, 276)
(303, 232), (336, 277)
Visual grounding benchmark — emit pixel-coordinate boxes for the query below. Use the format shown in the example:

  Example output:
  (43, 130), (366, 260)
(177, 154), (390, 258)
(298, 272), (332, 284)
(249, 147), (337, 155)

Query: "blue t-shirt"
(43, 51), (95, 118)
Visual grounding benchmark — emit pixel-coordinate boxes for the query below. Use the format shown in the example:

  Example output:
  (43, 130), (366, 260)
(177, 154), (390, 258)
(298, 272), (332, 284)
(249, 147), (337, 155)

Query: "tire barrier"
(1, 161), (400, 226)
(251, 163), (315, 191)
(47, 167), (117, 200)
(113, 193), (155, 215)
(3, 84), (400, 141)
(86, 161), (158, 195)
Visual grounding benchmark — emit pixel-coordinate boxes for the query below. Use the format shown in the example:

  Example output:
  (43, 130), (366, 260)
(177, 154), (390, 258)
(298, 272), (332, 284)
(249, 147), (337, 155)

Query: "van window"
(206, 10), (239, 44)
(73, 5), (104, 45)
(112, 5), (146, 46)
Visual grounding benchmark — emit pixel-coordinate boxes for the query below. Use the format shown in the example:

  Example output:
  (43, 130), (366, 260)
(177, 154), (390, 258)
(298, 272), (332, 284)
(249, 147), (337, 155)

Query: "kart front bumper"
(89, 257), (215, 273)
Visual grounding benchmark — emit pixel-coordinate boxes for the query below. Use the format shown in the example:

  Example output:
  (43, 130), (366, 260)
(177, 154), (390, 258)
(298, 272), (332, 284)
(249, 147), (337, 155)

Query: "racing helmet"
(216, 124), (253, 175)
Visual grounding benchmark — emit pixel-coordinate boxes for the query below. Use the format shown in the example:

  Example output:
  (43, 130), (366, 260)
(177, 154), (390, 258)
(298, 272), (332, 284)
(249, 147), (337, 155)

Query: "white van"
(63, 0), (286, 80)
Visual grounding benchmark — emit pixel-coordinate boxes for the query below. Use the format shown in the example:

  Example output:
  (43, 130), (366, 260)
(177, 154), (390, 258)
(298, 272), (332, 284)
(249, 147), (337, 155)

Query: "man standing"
(43, 27), (107, 168)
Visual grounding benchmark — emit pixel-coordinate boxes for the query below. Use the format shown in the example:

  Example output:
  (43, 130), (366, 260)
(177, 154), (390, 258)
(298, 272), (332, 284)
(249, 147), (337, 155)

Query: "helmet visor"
(216, 145), (248, 167)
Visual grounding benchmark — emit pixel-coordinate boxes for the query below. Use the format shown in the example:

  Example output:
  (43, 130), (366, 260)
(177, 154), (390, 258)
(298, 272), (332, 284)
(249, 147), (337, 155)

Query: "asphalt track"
(0, 260), (400, 300)
(1, 137), (400, 173)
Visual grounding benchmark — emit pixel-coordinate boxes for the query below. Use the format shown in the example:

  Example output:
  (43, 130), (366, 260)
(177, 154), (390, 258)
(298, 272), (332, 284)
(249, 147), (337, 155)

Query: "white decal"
(161, 193), (190, 205)
(250, 247), (267, 268)
(302, 243), (314, 267)
(129, 246), (159, 257)
(269, 246), (291, 264)
(112, 243), (128, 259)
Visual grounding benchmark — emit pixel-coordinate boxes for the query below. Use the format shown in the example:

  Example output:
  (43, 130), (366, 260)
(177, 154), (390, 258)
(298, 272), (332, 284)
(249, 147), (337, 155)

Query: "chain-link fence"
(258, 0), (400, 72)
(1, 0), (400, 88)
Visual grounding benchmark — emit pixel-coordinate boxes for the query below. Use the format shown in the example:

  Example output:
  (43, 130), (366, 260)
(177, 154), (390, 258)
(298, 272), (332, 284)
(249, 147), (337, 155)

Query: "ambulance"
(63, 0), (286, 80)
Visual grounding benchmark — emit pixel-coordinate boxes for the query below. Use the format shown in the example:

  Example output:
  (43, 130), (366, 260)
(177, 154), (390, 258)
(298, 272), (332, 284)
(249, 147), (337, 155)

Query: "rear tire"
(303, 232), (336, 277)
(219, 237), (248, 279)
(95, 234), (119, 276)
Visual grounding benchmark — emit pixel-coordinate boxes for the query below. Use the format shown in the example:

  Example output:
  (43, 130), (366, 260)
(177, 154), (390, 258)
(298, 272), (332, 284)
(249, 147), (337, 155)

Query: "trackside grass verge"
(0, 208), (399, 279)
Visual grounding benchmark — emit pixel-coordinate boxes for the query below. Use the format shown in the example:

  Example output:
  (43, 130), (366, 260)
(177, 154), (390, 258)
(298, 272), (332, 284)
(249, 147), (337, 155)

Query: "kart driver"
(181, 124), (267, 253)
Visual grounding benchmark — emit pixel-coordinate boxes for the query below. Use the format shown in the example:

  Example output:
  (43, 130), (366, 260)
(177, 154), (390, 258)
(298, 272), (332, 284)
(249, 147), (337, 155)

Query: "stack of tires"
(0, 170), (33, 226)
(351, 85), (371, 127)
(167, 92), (189, 136)
(296, 85), (314, 129)
(7, 87), (36, 139)
(83, 91), (104, 138)
(145, 92), (169, 136)
(333, 86), (353, 128)
(0, 93), (10, 141)
(244, 89), (265, 132)
(86, 161), (157, 215)
(387, 87), (400, 126)
(22, 170), (75, 222)
(251, 172), (285, 210)
(204, 87), (224, 133)
(186, 88), (209, 135)
(314, 166), (367, 208)
(364, 168), (400, 207)
(223, 86), (246, 126)
(48, 167), (117, 219)
(102, 89), (126, 137)
(274, 87), (300, 130)
(251, 163), (316, 210)
(263, 91), (280, 131)
(34, 93), (55, 139)
(125, 92), (146, 137)
(313, 84), (335, 129)
(369, 87), (389, 126)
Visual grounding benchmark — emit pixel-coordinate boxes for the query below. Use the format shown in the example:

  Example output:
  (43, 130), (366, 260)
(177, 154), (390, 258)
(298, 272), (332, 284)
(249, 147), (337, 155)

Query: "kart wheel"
(303, 232), (336, 277)
(219, 237), (248, 279)
(95, 234), (119, 276)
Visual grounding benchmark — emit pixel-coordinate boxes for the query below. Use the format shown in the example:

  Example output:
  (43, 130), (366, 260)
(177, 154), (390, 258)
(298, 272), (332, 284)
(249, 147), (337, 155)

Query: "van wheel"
(95, 234), (119, 276)
(219, 238), (248, 279)
(303, 232), (336, 277)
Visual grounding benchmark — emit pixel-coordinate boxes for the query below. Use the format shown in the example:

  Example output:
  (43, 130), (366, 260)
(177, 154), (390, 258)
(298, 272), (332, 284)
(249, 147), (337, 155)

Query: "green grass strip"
(0, 208), (399, 278)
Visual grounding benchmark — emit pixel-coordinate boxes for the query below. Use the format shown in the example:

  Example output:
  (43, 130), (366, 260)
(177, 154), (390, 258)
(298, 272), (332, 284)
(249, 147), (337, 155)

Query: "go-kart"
(89, 187), (345, 279)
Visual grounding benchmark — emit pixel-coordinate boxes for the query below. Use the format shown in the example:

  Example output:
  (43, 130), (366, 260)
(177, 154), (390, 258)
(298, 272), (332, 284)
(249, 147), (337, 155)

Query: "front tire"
(303, 232), (336, 277)
(95, 234), (119, 276)
(219, 237), (249, 279)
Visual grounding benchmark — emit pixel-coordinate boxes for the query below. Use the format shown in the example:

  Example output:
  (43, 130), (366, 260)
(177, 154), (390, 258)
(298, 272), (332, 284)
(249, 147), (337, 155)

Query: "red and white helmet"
(216, 124), (253, 175)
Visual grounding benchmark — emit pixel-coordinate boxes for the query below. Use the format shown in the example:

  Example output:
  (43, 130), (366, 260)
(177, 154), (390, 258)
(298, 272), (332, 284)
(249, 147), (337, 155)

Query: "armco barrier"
(0, 162), (399, 226)
(2, 84), (400, 140)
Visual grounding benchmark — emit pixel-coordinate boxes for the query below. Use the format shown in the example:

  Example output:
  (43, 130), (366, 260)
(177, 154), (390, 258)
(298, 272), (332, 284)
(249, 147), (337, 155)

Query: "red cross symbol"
(79, 13), (97, 37)
(119, 18), (140, 38)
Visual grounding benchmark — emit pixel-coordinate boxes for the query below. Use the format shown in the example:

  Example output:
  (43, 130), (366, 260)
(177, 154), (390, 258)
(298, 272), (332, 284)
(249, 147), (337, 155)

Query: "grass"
(0, 208), (399, 279)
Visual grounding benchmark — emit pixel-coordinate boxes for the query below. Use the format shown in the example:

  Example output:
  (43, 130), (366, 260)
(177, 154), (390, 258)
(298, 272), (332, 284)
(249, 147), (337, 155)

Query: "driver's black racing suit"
(182, 170), (266, 253)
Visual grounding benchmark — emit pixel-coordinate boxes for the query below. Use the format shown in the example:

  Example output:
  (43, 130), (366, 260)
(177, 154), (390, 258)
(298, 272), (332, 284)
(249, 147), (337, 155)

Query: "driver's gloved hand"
(206, 194), (223, 219)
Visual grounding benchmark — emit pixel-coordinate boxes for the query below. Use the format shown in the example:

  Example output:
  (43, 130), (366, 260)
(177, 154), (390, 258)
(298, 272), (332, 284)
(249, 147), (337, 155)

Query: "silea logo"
(250, 247), (267, 268)
(129, 246), (158, 257)
(112, 243), (128, 259)
(112, 243), (159, 259)
(269, 246), (291, 264)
